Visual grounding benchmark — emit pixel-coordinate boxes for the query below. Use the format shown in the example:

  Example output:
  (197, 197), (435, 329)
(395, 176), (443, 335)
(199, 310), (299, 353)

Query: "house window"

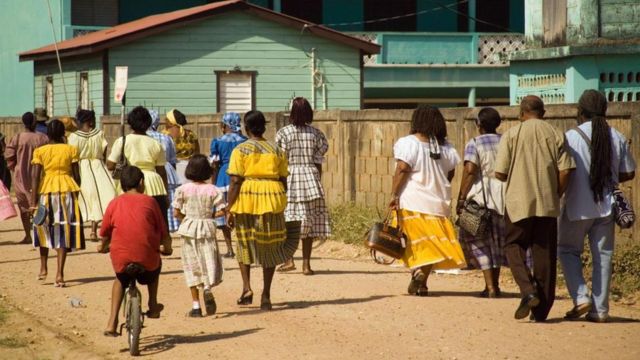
(476, 0), (510, 32)
(71, 0), (118, 26)
(216, 71), (256, 113)
(281, 0), (323, 24)
(45, 76), (54, 117)
(364, 0), (416, 31)
(79, 72), (89, 110)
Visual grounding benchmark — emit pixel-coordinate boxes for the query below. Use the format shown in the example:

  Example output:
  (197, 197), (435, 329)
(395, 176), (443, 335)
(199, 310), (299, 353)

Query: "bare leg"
(237, 263), (253, 304)
(190, 286), (199, 304)
(90, 221), (98, 240)
(19, 212), (32, 244)
(106, 280), (124, 333)
(148, 278), (160, 310)
(38, 247), (49, 279)
(222, 227), (234, 256)
(482, 269), (497, 297)
(302, 237), (314, 275)
(420, 265), (434, 288)
(55, 248), (67, 285)
(492, 267), (501, 292)
(261, 266), (275, 310)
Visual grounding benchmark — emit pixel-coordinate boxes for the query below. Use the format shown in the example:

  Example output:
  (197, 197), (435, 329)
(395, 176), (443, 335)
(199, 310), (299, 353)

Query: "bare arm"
(315, 163), (323, 179)
(173, 208), (185, 221)
(210, 160), (220, 184)
(30, 164), (43, 209)
(106, 160), (116, 171)
(557, 169), (573, 197)
(456, 162), (478, 214)
(225, 175), (244, 228)
(495, 172), (507, 182)
(389, 160), (412, 209)
(72, 162), (81, 186)
(619, 171), (635, 183)
(156, 166), (168, 194)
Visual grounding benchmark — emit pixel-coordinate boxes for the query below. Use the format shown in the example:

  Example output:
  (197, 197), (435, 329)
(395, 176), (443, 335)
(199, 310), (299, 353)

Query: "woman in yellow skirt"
(389, 105), (466, 296)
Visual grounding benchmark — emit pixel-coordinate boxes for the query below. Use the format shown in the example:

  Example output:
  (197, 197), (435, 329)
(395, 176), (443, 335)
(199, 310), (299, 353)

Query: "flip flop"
(54, 281), (66, 288)
(36, 273), (47, 281)
(277, 263), (296, 272)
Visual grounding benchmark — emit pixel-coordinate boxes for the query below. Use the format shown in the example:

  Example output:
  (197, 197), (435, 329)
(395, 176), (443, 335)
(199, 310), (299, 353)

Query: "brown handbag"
(365, 211), (406, 264)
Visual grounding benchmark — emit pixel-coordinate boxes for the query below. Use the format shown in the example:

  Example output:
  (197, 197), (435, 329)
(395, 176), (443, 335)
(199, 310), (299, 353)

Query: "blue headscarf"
(149, 109), (160, 131)
(222, 112), (241, 133)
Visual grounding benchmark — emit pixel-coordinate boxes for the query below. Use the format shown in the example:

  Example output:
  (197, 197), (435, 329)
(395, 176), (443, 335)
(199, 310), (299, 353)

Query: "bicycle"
(120, 263), (145, 356)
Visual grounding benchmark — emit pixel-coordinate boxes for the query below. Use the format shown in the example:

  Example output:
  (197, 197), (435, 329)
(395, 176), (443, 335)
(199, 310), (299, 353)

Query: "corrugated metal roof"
(20, 0), (379, 61)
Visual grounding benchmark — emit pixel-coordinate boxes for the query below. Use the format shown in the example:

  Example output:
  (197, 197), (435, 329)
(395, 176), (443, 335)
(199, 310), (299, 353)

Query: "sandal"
(302, 269), (315, 276)
(480, 288), (500, 298)
(277, 263), (296, 273)
(237, 290), (253, 305)
(416, 286), (429, 297)
(36, 273), (47, 281)
(407, 271), (426, 295)
(260, 295), (272, 311)
(103, 330), (120, 337)
(145, 303), (164, 319)
(203, 290), (217, 315)
(54, 281), (66, 288)
(223, 252), (235, 259)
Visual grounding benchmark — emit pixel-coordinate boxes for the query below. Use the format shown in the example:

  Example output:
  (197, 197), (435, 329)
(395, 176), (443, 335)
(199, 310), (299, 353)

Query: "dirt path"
(1, 215), (639, 360)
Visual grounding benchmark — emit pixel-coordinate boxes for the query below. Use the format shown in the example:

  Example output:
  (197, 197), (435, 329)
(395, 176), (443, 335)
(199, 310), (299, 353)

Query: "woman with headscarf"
(31, 119), (85, 287)
(210, 112), (247, 258)
(68, 109), (116, 240)
(147, 109), (181, 232)
(164, 109), (199, 184)
(5, 112), (48, 244)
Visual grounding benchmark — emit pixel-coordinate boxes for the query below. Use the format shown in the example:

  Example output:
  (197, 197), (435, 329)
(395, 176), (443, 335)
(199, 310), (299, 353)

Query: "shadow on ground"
(129, 328), (263, 356)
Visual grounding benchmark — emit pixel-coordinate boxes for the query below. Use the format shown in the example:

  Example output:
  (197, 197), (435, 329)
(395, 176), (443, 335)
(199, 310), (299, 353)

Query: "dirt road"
(0, 215), (639, 360)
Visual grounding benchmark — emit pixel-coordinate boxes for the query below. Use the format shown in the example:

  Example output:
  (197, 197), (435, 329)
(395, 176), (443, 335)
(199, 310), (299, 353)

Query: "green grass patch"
(329, 203), (380, 245)
(0, 336), (27, 348)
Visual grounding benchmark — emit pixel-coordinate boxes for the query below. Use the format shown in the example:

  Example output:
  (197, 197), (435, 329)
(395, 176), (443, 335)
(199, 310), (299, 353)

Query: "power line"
(427, 0), (516, 32)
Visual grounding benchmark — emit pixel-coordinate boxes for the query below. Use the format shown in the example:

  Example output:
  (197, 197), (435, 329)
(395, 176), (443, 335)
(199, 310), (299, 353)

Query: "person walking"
(456, 107), (507, 298)
(4, 112), (48, 244)
(164, 108), (199, 184)
(389, 105), (466, 296)
(558, 90), (636, 323)
(147, 110), (181, 233)
(34, 108), (49, 135)
(68, 109), (117, 241)
(107, 106), (169, 228)
(276, 97), (331, 275)
(31, 119), (85, 287)
(495, 95), (575, 322)
(173, 155), (226, 317)
(0, 132), (11, 190)
(226, 110), (297, 311)
(210, 112), (247, 258)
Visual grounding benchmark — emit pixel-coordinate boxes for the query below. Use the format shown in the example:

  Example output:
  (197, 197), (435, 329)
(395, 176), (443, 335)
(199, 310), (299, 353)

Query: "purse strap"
(472, 137), (489, 210)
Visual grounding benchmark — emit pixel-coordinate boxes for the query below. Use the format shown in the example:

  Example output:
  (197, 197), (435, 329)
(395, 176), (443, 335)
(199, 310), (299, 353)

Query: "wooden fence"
(2, 102), (639, 240)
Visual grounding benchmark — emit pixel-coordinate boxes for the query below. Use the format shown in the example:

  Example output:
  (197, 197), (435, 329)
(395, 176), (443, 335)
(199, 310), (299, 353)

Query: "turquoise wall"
(34, 56), (104, 117)
(323, 0), (364, 31)
(0, 0), (66, 116)
(107, 11), (361, 114)
(416, 0), (458, 32)
(509, 0), (525, 33)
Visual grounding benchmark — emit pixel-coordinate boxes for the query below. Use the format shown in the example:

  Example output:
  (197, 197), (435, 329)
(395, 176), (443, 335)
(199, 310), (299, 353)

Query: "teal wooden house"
(19, 0), (379, 117)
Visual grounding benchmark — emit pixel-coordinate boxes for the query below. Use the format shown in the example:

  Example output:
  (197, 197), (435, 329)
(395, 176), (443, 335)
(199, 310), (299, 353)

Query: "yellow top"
(227, 139), (288, 215)
(31, 143), (80, 194)
(108, 134), (167, 196)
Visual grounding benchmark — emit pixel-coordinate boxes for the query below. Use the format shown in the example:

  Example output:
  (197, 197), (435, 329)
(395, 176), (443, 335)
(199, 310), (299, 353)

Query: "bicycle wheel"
(127, 290), (142, 356)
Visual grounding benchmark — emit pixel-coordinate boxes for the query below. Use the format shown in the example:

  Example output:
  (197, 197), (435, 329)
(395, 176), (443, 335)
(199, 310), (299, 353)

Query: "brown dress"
(4, 131), (48, 212)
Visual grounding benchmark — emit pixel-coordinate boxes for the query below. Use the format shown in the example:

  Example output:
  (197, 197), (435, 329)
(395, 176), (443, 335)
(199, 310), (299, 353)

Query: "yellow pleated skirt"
(394, 209), (466, 270)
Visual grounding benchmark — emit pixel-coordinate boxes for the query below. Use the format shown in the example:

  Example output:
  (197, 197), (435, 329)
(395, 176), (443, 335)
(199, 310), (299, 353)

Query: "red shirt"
(99, 193), (167, 273)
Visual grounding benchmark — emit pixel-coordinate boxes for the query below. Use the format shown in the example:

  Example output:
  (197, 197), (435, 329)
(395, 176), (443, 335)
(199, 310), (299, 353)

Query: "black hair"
(172, 109), (187, 126)
(578, 89), (612, 202)
(127, 106), (152, 133)
(76, 109), (96, 125)
(477, 107), (501, 133)
(22, 112), (36, 131)
(47, 119), (66, 143)
(244, 110), (266, 137)
(120, 166), (144, 192)
(290, 97), (313, 127)
(410, 105), (447, 145)
(185, 154), (212, 182)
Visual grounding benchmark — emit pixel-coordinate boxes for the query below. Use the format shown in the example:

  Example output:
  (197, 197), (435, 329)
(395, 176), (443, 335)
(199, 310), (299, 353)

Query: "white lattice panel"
(478, 35), (525, 65)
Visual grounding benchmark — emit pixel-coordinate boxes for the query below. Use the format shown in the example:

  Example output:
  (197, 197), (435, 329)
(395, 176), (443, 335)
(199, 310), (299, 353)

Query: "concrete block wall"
(600, 0), (640, 39)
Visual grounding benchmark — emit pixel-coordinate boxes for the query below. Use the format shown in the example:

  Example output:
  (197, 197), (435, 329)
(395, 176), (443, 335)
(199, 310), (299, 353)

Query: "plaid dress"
(275, 124), (331, 240)
(147, 129), (181, 232)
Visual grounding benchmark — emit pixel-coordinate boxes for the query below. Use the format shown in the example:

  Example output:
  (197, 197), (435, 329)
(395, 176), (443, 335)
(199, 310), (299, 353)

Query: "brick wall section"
(2, 103), (639, 241)
(600, 0), (640, 38)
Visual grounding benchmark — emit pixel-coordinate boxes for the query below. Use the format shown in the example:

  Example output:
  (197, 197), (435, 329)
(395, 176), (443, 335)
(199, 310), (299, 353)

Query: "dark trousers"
(504, 214), (557, 321)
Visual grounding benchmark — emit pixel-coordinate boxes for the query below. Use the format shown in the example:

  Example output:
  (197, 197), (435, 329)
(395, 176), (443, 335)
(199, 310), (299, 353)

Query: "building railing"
(349, 32), (525, 66)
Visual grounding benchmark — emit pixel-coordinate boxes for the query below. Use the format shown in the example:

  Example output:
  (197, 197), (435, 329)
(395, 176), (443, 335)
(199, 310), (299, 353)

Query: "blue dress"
(147, 129), (181, 232)
(210, 132), (247, 226)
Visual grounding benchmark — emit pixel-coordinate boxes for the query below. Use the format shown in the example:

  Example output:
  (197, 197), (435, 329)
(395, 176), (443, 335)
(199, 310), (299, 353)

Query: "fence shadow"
(132, 328), (262, 356)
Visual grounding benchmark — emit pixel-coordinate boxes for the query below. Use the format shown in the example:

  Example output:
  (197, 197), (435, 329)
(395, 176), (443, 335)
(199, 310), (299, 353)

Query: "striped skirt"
(235, 212), (300, 268)
(181, 236), (223, 288)
(458, 210), (508, 270)
(395, 209), (466, 271)
(33, 192), (85, 251)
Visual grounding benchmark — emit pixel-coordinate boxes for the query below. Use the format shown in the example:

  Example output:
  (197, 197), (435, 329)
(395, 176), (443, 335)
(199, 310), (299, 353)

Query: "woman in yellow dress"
(68, 109), (116, 240)
(164, 108), (199, 184)
(226, 111), (297, 311)
(389, 105), (466, 296)
(31, 119), (85, 287)
(106, 106), (169, 227)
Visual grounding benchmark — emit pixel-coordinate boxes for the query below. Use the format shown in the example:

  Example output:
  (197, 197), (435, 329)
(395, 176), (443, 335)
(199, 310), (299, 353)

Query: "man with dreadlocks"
(495, 95), (575, 322)
(558, 90), (636, 323)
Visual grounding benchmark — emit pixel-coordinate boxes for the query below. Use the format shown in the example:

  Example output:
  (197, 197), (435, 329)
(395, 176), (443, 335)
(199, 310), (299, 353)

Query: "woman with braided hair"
(558, 89), (636, 323)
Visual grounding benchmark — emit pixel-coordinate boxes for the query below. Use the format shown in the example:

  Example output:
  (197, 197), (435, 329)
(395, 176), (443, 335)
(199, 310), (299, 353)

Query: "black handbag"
(457, 138), (492, 236)
(111, 134), (128, 180)
(365, 211), (406, 264)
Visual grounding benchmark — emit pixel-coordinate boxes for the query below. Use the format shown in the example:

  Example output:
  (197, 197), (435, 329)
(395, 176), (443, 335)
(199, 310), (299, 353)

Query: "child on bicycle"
(172, 155), (226, 317)
(98, 166), (172, 336)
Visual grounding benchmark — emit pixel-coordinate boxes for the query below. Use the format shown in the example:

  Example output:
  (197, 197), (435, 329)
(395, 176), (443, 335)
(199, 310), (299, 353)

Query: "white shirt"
(394, 135), (460, 217)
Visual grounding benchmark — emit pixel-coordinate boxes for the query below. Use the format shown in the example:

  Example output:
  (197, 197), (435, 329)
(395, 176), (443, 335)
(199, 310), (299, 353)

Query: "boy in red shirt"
(98, 166), (172, 336)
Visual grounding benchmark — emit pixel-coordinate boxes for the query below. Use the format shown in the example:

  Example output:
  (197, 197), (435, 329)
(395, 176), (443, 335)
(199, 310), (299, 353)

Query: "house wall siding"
(107, 11), (362, 114)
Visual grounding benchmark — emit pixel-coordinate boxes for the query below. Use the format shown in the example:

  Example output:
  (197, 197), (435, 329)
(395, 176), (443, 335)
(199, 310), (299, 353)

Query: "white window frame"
(215, 70), (256, 113)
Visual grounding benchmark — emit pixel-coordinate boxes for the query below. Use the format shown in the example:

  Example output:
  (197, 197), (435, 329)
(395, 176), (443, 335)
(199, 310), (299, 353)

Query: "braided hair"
(410, 105), (447, 145)
(578, 90), (612, 202)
